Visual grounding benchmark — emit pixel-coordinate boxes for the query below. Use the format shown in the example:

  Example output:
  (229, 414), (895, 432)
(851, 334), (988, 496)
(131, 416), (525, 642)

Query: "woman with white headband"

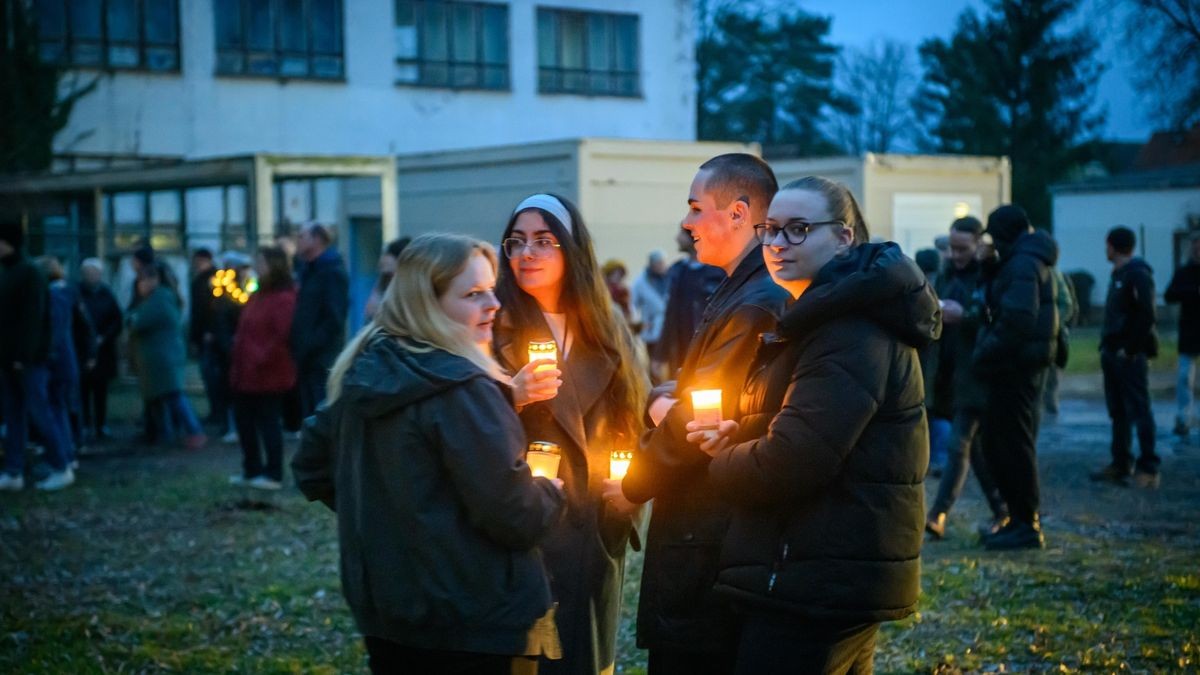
(493, 193), (648, 675)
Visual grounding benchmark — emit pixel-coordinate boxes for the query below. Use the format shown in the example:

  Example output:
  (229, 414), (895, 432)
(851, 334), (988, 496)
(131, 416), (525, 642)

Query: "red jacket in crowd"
(230, 288), (298, 394)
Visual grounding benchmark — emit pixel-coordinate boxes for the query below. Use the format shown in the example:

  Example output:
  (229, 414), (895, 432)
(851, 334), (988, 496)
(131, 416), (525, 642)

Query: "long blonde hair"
(326, 233), (504, 403)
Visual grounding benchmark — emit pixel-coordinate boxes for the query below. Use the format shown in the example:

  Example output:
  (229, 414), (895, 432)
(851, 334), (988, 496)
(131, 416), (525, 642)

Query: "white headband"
(513, 194), (573, 235)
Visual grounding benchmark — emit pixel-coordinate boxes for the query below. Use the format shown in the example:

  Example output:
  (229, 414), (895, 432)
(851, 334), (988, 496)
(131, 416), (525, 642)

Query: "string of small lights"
(210, 268), (258, 304)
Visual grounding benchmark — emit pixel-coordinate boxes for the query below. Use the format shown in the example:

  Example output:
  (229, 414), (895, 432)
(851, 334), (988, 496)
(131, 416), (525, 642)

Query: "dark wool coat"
(292, 339), (565, 656)
(932, 259), (987, 414)
(707, 242), (940, 622)
(0, 251), (51, 369)
(622, 251), (790, 652)
(1165, 260), (1200, 355)
(494, 315), (645, 675)
(79, 281), (123, 381)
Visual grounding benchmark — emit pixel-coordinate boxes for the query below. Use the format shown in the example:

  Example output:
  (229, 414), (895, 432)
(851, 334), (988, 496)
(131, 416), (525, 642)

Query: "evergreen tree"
(915, 0), (1105, 227)
(1, 0), (96, 173)
(697, 4), (843, 154)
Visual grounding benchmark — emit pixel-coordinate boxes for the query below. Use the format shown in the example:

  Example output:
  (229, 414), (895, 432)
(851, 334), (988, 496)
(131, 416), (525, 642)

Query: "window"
(537, 7), (638, 97)
(215, 0), (344, 80)
(394, 0), (508, 90)
(35, 0), (180, 71)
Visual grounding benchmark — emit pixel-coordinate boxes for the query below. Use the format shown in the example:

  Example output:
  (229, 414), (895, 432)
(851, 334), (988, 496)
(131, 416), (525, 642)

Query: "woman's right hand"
(511, 360), (562, 408)
(685, 419), (740, 457)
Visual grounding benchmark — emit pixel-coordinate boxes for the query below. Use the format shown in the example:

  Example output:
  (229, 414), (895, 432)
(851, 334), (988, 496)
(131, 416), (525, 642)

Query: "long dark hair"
(495, 194), (647, 441)
(256, 246), (294, 292)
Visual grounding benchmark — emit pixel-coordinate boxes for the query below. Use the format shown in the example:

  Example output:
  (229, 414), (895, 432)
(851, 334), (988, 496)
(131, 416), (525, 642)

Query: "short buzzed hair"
(698, 153), (778, 220)
(1107, 226), (1135, 255)
(950, 216), (983, 237)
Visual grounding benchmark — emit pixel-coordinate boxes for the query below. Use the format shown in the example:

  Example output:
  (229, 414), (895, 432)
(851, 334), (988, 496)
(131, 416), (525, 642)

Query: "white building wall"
(55, 0), (696, 160)
(1053, 187), (1200, 304)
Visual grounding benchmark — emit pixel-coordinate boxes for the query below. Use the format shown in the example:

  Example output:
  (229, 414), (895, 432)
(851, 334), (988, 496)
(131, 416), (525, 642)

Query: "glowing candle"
(609, 450), (633, 480)
(691, 389), (723, 430)
(526, 441), (561, 478)
(527, 340), (558, 373)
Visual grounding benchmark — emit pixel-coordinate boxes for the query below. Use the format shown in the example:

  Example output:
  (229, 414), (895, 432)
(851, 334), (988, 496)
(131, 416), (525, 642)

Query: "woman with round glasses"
(686, 176), (940, 672)
(493, 193), (648, 675)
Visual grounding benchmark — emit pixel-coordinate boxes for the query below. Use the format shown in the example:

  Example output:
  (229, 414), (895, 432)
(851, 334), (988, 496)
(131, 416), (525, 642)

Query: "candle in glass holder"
(527, 340), (558, 373)
(526, 441), (561, 478)
(691, 389), (723, 430)
(609, 450), (633, 480)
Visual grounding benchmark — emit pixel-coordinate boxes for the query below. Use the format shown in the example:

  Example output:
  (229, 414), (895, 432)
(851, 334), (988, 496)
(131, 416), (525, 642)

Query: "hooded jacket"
(706, 242), (940, 622)
(973, 230), (1059, 373)
(291, 336), (565, 655)
(1102, 257), (1158, 357)
(290, 248), (349, 371)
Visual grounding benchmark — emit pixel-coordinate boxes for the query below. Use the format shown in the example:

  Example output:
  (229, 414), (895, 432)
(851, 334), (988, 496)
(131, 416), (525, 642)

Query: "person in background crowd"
(290, 222), (349, 419)
(935, 233), (951, 265)
(973, 205), (1058, 550)
(610, 154), (789, 674)
(1091, 226), (1161, 489)
(0, 222), (74, 491)
(78, 258), (122, 441)
(189, 248), (223, 430)
(493, 193), (649, 675)
(1042, 264), (1078, 415)
(209, 252), (252, 443)
(292, 233), (565, 675)
(127, 266), (206, 451)
(1165, 234), (1200, 440)
(657, 228), (725, 377)
(685, 175), (937, 674)
(631, 250), (669, 381)
(602, 259), (633, 323)
(364, 237), (411, 322)
(915, 247), (949, 476)
(926, 217), (1010, 540)
(275, 229), (303, 435)
(39, 256), (93, 471)
(229, 247), (297, 491)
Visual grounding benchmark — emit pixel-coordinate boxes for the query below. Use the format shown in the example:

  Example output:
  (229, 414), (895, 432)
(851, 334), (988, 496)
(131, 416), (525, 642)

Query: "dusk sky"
(795, 0), (1148, 142)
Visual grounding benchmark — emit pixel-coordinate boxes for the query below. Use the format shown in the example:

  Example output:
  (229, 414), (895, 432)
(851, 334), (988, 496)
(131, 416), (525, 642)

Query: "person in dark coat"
(208, 252), (251, 443)
(608, 154), (790, 674)
(491, 193), (649, 675)
(1165, 234), (1200, 439)
(685, 176), (939, 673)
(973, 205), (1059, 550)
(189, 248), (224, 429)
(289, 222), (349, 419)
(39, 256), (90, 469)
(1091, 226), (1161, 489)
(292, 233), (566, 675)
(658, 228), (726, 377)
(78, 258), (122, 440)
(926, 217), (1009, 540)
(0, 222), (73, 491)
(229, 246), (297, 490)
(915, 247), (949, 476)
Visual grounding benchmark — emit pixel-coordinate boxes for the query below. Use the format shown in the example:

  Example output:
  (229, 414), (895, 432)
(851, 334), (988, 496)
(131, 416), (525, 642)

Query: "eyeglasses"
(753, 220), (846, 246)
(502, 237), (561, 258)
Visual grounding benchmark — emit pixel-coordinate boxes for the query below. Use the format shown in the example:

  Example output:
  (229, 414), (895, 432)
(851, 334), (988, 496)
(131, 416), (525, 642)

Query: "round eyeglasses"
(753, 220), (846, 246)
(502, 237), (562, 258)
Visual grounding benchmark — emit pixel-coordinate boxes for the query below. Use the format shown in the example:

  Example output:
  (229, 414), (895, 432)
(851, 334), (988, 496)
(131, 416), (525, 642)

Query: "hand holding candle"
(690, 389), (723, 430)
(609, 450), (633, 480)
(527, 340), (558, 373)
(525, 441), (561, 478)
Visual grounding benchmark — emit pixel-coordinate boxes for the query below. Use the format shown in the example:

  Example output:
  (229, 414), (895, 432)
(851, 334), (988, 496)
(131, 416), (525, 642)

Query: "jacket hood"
(778, 242), (942, 348)
(1119, 257), (1153, 276)
(340, 335), (493, 417)
(1011, 230), (1059, 266)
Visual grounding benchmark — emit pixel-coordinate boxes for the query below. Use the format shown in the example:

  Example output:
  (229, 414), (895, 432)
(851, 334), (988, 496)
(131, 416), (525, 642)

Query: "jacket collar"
(701, 246), (766, 324)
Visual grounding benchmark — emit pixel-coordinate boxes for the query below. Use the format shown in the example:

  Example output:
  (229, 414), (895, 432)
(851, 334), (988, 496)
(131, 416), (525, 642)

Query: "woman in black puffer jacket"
(687, 176), (941, 673)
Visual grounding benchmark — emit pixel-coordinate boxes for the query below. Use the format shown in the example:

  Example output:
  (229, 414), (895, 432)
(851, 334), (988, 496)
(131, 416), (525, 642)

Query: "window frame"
(393, 0), (511, 91)
(34, 0), (182, 73)
(214, 0), (347, 82)
(536, 6), (640, 98)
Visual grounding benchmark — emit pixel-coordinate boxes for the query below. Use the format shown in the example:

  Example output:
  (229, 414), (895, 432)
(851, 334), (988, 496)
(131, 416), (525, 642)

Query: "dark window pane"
(145, 47), (177, 70)
(248, 52), (277, 74)
(481, 5), (506, 65)
(145, 0), (177, 43)
(40, 42), (65, 62)
(586, 13), (611, 72)
(537, 9), (555, 68)
(483, 64), (506, 88)
(280, 56), (308, 76)
(312, 55), (342, 78)
(395, 0), (417, 59)
(216, 51), (245, 73)
(69, 0), (101, 39)
(310, 0), (341, 53)
(615, 15), (637, 71)
(36, 0), (66, 38)
(279, 0), (305, 52)
(559, 12), (585, 69)
(451, 64), (479, 87)
(215, 0), (242, 47)
(73, 41), (104, 65)
(108, 45), (139, 67)
(421, 2), (448, 60)
(421, 62), (448, 86)
(451, 4), (476, 63)
(247, 2), (274, 50)
(106, 0), (137, 41)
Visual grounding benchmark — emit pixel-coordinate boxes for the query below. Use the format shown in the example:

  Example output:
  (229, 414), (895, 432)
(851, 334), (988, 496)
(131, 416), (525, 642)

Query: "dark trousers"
(80, 372), (111, 433)
(199, 344), (231, 430)
(363, 636), (537, 675)
(1, 365), (71, 474)
(649, 647), (737, 675)
(233, 393), (285, 481)
(930, 408), (1009, 519)
(296, 366), (328, 420)
(1101, 351), (1160, 474)
(980, 368), (1046, 524)
(734, 614), (878, 675)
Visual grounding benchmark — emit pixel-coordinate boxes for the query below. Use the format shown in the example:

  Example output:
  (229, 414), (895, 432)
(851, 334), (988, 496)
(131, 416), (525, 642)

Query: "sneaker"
(0, 473), (24, 491)
(221, 430), (239, 444)
(228, 474), (251, 486)
(184, 434), (208, 451)
(925, 512), (947, 539)
(1132, 470), (1160, 489)
(1089, 464), (1132, 485)
(35, 468), (75, 492)
(248, 476), (283, 491)
(983, 518), (1044, 550)
(977, 516), (1011, 539)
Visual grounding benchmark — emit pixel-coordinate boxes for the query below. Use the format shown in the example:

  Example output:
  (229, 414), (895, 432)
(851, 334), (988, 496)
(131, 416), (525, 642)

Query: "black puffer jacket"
(973, 230), (1059, 373)
(707, 242), (939, 622)
(1102, 257), (1158, 357)
(292, 336), (565, 655)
